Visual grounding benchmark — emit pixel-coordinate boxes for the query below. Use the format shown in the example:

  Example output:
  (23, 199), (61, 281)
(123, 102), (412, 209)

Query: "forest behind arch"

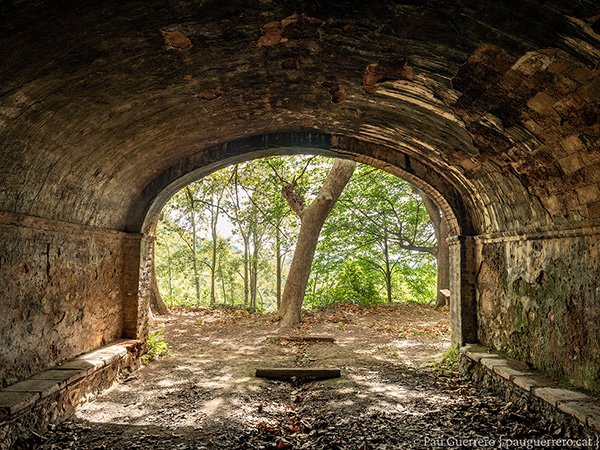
(154, 156), (443, 312)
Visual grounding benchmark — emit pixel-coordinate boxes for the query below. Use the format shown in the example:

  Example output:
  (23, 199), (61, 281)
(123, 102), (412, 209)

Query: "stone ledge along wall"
(476, 230), (600, 396)
(0, 212), (140, 389)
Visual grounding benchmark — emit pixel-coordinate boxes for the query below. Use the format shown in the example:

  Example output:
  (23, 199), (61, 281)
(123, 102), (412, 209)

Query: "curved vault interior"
(0, 0), (598, 236)
(1, 0), (600, 394)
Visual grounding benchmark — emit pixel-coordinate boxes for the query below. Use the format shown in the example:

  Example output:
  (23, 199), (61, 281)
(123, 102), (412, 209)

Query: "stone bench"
(0, 339), (143, 449)
(460, 344), (600, 436)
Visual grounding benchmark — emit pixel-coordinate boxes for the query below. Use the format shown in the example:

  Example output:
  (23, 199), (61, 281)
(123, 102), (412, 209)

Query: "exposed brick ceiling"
(0, 0), (598, 234)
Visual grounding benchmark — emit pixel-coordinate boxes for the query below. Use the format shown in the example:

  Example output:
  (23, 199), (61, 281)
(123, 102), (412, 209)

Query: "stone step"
(256, 367), (341, 380)
(267, 335), (336, 343)
(461, 344), (600, 434)
(0, 339), (142, 432)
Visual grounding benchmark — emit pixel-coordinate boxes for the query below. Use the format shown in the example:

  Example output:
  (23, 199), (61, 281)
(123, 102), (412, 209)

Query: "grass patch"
(421, 344), (459, 374)
(142, 327), (170, 364)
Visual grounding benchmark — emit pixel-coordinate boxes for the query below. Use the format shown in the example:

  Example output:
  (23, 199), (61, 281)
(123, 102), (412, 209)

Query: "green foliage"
(307, 163), (438, 307)
(154, 155), (438, 312)
(441, 344), (459, 368)
(422, 344), (460, 373)
(141, 327), (170, 364)
(155, 157), (308, 310)
(324, 260), (382, 307)
(393, 256), (437, 304)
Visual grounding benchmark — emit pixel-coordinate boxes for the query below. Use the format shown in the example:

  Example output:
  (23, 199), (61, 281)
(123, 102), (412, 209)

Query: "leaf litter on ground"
(20, 303), (587, 450)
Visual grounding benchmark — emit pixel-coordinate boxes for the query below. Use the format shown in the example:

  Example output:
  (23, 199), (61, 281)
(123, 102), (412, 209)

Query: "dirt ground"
(26, 303), (579, 449)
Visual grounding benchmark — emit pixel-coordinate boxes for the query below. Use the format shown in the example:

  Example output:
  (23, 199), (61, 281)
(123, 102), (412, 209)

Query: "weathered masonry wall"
(476, 226), (600, 395)
(0, 0), (598, 421)
(0, 212), (143, 389)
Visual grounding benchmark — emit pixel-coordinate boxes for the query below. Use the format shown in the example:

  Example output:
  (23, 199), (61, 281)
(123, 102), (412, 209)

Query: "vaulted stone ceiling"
(1, 0), (599, 235)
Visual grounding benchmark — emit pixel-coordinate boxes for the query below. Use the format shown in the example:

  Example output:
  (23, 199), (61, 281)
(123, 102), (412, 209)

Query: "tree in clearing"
(276, 158), (356, 328)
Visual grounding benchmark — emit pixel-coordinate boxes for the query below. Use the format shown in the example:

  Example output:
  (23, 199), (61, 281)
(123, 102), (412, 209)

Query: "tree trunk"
(149, 274), (170, 315)
(148, 239), (170, 315)
(250, 267), (257, 309)
(210, 223), (217, 305)
(166, 240), (173, 300)
(435, 217), (450, 309)
(230, 273), (235, 306)
(279, 159), (356, 328)
(383, 235), (393, 303)
(231, 167), (250, 307)
(219, 258), (227, 304)
(250, 223), (259, 309)
(243, 237), (250, 306)
(186, 187), (201, 304)
(420, 193), (450, 309)
(258, 285), (264, 310)
(276, 227), (282, 310)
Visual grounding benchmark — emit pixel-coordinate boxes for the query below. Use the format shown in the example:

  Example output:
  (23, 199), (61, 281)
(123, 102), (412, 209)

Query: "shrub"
(141, 327), (170, 364)
(324, 260), (383, 307)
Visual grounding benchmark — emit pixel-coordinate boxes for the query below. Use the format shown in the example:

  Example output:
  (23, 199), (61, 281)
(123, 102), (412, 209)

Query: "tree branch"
(281, 180), (306, 218)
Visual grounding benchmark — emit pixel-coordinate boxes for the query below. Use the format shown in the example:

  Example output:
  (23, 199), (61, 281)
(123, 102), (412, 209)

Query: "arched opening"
(152, 156), (440, 309)
(129, 132), (478, 347)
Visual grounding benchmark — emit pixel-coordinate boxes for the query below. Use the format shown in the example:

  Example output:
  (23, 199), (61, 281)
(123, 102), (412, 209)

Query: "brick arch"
(1, 0), (600, 408)
(131, 131), (478, 347)
(446, 44), (600, 229)
(133, 132), (473, 236)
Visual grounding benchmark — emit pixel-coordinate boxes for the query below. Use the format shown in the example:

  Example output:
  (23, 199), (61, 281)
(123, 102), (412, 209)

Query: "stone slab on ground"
(269, 336), (336, 343)
(462, 344), (502, 362)
(0, 339), (142, 449)
(0, 391), (38, 415)
(3, 379), (62, 399)
(72, 355), (108, 370)
(480, 357), (507, 370)
(256, 367), (341, 380)
(55, 359), (99, 373)
(116, 340), (143, 352)
(492, 363), (530, 380)
(460, 344), (599, 435)
(88, 348), (127, 366)
(533, 387), (592, 407)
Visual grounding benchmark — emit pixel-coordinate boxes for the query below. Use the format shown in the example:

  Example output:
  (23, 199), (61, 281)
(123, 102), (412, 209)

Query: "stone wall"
(0, 0), (599, 409)
(476, 226), (600, 395)
(0, 212), (141, 389)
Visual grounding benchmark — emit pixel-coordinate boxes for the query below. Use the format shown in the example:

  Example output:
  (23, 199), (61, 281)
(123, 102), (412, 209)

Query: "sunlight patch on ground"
(201, 397), (225, 418)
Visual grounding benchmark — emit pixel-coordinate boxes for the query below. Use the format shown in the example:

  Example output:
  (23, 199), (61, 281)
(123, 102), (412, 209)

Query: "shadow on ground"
(23, 304), (576, 449)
